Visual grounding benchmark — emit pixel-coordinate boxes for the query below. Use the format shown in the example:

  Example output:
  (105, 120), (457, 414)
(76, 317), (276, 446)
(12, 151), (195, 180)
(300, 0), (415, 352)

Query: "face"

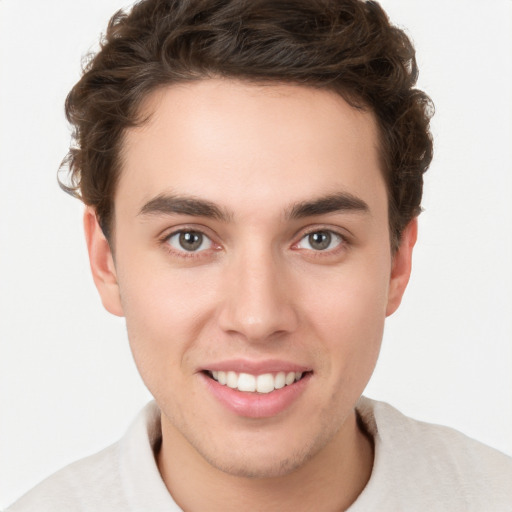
(86, 79), (415, 478)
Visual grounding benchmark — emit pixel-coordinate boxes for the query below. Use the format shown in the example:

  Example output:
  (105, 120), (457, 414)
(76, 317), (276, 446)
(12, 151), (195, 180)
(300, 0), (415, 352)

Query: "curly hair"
(60, 0), (434, 250)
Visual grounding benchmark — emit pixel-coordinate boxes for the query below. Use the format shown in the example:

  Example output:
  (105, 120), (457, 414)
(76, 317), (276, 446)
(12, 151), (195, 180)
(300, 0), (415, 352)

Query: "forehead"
(117, 79), (386, 219)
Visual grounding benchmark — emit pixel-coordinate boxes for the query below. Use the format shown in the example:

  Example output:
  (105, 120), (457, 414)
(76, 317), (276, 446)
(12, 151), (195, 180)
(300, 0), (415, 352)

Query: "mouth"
(201, 365), (313, 418)
(204, 370), (310, 394)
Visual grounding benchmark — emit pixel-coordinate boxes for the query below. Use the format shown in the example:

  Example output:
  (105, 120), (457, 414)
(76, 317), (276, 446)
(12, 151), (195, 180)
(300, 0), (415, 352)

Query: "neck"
(156, 410), (373, 512)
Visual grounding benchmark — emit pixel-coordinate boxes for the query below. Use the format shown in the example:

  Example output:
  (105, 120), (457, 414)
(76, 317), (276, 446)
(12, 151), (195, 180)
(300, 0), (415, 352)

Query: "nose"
(217, 246), (299, 343)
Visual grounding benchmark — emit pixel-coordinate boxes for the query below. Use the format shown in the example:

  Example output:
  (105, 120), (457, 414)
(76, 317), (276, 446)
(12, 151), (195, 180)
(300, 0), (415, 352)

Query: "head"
(60, 0), (433, 252)
(62, 0), (433, 482)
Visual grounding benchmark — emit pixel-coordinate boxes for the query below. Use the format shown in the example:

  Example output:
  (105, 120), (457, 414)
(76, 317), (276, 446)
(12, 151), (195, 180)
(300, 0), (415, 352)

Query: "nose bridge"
(218, 240), (297, 341)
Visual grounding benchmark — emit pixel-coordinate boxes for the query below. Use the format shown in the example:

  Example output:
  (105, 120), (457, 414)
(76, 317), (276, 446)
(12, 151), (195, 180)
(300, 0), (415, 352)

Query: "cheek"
(116, 264), (218, 390)
(319, 289), (385, 361)
(305, 258), (390, 377)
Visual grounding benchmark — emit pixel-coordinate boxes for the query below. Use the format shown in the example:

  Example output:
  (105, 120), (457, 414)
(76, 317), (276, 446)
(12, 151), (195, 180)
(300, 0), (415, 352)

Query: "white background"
(1, 0), (511, 507)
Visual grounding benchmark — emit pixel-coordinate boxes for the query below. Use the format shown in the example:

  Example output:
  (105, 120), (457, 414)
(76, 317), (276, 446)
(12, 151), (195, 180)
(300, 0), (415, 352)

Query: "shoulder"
(352, 397), (512, 511)
(5, 442), (124, 512)
(5, 402), (177, 512)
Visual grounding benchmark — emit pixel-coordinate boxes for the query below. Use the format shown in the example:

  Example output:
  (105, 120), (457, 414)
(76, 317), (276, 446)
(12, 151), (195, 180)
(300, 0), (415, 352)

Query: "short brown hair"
(60, 0), (434, 250)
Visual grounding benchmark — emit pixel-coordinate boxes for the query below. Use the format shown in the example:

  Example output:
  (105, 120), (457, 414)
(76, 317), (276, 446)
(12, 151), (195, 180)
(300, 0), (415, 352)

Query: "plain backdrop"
(1, 0), (511, 507)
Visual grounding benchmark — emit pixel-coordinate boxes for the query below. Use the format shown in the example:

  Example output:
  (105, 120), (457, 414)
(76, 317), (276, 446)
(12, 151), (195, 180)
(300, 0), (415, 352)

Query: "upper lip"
(200, 359), (312, 375)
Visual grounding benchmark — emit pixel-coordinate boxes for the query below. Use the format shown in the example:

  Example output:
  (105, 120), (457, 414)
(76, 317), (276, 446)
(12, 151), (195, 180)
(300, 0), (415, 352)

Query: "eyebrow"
(138, 194), (231, 221)
(286, 192), (369, 219)
(138, 191), (369, 222)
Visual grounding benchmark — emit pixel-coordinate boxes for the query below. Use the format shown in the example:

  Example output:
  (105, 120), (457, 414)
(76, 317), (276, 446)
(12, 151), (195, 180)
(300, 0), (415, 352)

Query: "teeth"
(285, 372), (295, 385)
(226, 371), (238, 389)
(210, 370), (305, 393)
(256, 374), (274, 393)
(237, 373), (256, 392)
(274, 372), (286, 389)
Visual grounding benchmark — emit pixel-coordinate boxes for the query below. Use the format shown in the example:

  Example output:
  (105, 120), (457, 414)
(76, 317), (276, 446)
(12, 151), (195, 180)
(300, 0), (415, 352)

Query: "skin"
(85, 79), (416, 511)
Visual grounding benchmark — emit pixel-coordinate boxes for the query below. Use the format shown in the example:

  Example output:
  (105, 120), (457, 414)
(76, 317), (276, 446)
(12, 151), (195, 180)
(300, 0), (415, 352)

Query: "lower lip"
(201, 373), (311, 418)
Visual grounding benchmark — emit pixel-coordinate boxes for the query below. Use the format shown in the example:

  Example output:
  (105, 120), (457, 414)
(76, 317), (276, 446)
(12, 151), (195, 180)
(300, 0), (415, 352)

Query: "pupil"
(309, 231), (331, 250)
(179, 231), (202, 251)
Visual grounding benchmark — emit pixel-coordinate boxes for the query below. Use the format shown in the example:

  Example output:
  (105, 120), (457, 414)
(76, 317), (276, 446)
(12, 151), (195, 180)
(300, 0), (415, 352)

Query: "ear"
(386, 218), (418, 317)
(83, 207), (124, 317)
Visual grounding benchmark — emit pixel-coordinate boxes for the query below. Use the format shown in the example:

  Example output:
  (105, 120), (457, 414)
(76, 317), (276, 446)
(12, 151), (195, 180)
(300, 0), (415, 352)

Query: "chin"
(194, 429), (329, 480)
(205, 449), (311, 479)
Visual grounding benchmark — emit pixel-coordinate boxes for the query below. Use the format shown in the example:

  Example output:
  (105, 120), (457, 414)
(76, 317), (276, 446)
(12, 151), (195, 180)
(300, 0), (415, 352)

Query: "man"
(5, 0), (512, 510)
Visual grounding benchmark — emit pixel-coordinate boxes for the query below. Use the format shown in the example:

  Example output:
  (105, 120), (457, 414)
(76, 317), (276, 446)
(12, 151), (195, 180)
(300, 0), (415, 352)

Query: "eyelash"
(160, 226), (349, 259)
(160, 227), (220, 259)
(293, 228), (348, 254)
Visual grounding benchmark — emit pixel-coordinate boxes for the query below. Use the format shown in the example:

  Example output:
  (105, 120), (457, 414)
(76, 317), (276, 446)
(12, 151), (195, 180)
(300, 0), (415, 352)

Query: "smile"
(201, 361), (313, 418)
(208, 370), (304, 393)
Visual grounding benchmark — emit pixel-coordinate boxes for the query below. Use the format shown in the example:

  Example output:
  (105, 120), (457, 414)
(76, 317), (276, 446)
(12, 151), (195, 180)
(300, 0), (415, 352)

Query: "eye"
(166, 230), (213, 253)
(296, 230), (343, 251)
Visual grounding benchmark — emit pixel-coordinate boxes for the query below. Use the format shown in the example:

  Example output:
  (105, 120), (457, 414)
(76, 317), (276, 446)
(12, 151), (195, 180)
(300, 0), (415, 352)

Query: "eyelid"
(167, 230), (213, 252)
(160, 225), (222, 256)
(291, 226), (349, 252)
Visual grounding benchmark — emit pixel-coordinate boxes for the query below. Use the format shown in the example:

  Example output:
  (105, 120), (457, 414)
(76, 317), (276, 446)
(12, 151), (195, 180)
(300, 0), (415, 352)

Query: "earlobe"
(83, 207), (124, 317)
(386, 218), (418, 317)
